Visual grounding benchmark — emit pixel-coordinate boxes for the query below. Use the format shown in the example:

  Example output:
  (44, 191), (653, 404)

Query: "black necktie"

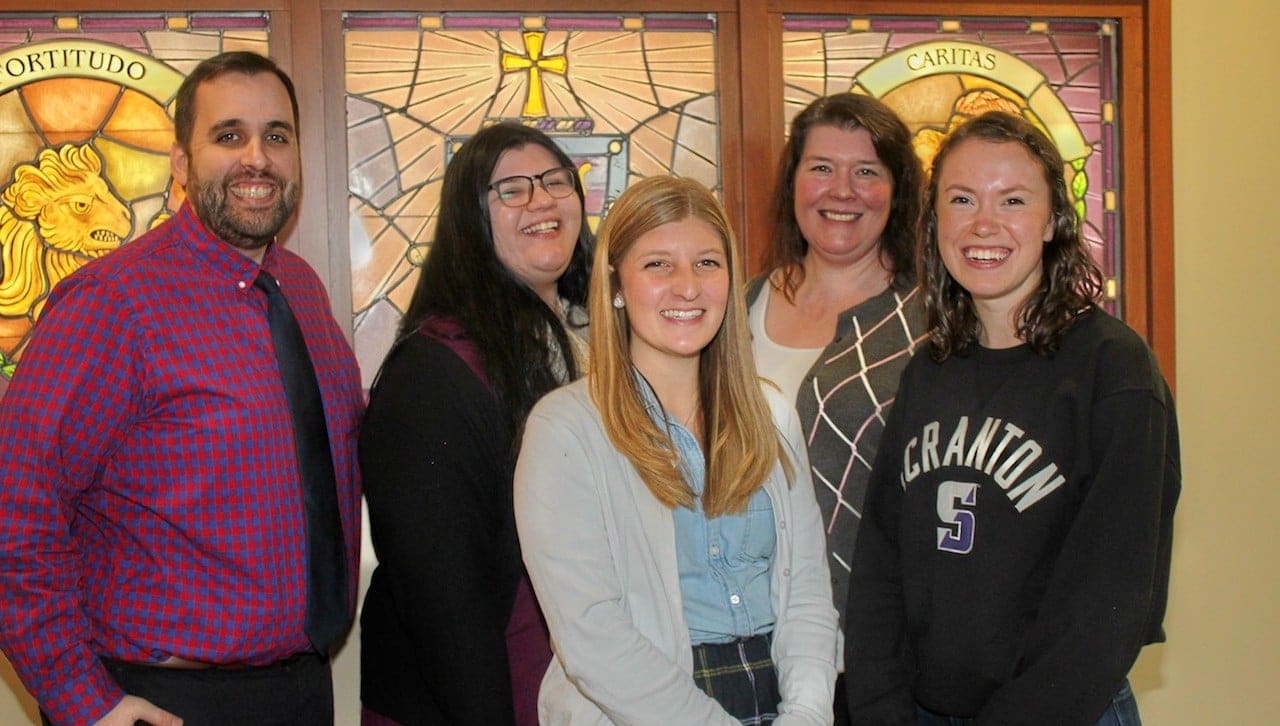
(255, 270), (347, 654)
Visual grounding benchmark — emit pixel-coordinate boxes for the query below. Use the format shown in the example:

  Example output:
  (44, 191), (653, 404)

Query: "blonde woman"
(515, 176), (838, 725)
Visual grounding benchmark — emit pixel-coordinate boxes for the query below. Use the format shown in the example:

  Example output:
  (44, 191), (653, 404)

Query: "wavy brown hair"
(920, 111), (1103, 360)
(766, 92), (923, 300)
(589, 176), (790, 517)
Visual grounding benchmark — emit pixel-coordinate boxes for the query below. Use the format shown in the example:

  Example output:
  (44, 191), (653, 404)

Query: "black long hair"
(398, 123), (592, 434)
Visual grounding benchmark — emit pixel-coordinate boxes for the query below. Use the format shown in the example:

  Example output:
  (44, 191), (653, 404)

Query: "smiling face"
(487, 144), (583, 306)
(170, 71), (301, 262)
(616, 216), (730, 379)
(934, 137), (1055, 341)
(793, 124), (894, 267)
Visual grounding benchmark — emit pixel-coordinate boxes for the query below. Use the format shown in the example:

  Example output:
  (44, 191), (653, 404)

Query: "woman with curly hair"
(844, 111), (1179, 726)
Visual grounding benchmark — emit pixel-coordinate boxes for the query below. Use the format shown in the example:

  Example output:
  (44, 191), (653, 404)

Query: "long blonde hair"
(589, 176), (790, 517)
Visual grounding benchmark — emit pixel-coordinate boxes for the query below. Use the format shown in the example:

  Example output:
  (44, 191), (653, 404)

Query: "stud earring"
(612, 292), (625, 309)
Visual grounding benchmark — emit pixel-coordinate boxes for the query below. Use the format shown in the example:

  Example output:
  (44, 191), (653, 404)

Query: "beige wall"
(5, 1), (1280, 723)
(1129, 0), (1280, 722)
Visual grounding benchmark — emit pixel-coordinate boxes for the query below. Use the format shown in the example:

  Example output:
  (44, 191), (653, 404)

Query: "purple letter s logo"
(936, 481), (978, 554)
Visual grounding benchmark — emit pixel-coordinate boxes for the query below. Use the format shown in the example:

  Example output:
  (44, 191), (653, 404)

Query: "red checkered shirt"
(0, 204), (363, 725)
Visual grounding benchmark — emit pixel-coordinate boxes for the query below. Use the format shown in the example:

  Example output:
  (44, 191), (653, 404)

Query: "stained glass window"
(344, 12), (719, 385)
(782, 15), (1120, 313)
(0, 12), (270, 386)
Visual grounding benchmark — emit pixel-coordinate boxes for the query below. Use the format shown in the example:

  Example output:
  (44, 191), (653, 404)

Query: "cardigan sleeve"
(768, 391), (840, 726)
(361, 333), (519, 724)
(515, 398), (740, 726)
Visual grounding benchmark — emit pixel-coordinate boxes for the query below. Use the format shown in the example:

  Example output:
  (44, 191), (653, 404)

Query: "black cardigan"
(359, 329), (528, 724)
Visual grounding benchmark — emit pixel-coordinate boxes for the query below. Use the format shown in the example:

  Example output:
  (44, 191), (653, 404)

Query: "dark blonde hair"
(589, 176), (790, 516)
(920, 111), (1103, 359)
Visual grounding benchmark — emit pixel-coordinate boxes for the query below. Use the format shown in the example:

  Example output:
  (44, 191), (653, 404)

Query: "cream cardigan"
(515, 378), (838, 725)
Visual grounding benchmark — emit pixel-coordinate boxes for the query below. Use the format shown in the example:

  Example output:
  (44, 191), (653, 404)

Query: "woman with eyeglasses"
(360, 122), (592, 726)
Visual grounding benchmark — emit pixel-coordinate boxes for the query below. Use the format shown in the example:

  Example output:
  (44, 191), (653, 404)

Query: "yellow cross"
(501, 32), (567, 118)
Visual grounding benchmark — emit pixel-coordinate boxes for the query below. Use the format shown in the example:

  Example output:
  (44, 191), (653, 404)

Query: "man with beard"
(0, 52), (362, 726)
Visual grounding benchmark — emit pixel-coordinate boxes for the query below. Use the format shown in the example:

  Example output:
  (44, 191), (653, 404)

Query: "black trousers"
(43, 653), (333, 726)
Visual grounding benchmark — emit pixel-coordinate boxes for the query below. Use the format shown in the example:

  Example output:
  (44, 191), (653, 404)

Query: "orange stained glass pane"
(670, 97), (718, 182)
(24, 78), (119, 146)
(386, 117), (444, 191)
(95, 137), (170, 213)
(103, 88), (174, 153)
(351, 207), (414, 311)
(0, 94), (43, 176)
(781, 35), (828, 100)
(646, 34), (717, 107)
(0, 91), (37, 134)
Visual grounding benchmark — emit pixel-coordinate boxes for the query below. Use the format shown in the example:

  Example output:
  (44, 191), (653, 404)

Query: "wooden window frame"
(27, 0), (1173, 380)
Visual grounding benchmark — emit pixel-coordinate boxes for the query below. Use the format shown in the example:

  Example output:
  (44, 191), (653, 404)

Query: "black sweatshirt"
(844, 307), (1179, 725)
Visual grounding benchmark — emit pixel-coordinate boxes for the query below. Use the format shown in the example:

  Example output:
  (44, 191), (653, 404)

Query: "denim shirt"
(637, 376), (778, 645)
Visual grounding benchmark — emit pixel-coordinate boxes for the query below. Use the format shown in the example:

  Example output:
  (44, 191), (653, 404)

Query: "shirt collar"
(173, 201), (280, 285)
(633, 367), (686, 432)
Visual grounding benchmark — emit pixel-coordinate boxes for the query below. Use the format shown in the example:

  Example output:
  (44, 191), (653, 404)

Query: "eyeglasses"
(488, 167), (578, 208)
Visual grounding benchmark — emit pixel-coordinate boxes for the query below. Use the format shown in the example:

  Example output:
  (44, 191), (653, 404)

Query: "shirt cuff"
(40, 660), (125, 726)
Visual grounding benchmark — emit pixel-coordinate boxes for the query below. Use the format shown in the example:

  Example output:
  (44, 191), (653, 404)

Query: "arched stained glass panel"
(0, 12), (270, 386)
(782, 15), (1119, 313)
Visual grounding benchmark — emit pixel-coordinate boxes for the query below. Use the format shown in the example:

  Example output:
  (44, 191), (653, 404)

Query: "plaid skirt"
(691, 633), (780, 725)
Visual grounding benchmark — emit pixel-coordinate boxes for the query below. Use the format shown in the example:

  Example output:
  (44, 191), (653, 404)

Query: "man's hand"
(92, 695), (183, 726)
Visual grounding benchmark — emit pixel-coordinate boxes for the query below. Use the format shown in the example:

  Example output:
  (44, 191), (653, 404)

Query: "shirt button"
(783, 568), (791, 577)
(237, 280), (247, 289)
(709, 544), (720, 557)
(729, 594), (741, 606)
(779, 520), (786, 530)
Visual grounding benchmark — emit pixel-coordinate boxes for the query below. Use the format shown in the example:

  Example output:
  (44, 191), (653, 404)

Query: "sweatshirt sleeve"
(842, 378), (917, 726)
(360, 335), (519, 724)
(975, 380), (1177, 725)
(515, 401), (739, 726)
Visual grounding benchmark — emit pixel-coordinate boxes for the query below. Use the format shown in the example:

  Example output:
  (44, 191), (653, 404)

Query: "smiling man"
(0, 52), (363, 726)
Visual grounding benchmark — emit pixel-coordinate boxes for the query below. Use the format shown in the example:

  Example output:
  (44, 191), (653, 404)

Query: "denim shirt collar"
(633, 367), (704, 496)
(633, 367), (669, 423)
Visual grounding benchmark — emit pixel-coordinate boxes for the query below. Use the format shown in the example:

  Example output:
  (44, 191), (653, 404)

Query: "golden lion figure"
(0, 144), (133, 323)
